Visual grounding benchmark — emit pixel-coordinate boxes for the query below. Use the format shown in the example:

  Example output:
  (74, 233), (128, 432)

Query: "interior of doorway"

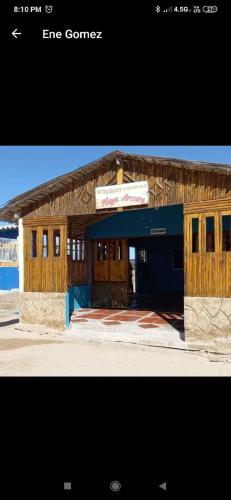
(128, 246), (136, 294)
(128, 236), (184, 313)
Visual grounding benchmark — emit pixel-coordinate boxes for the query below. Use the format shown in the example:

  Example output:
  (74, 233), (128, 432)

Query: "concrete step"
(70, 319), (183, 335)
(69, 323), (185, 349)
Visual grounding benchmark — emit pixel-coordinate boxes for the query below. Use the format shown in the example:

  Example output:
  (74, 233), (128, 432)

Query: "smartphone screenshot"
(0, 1), (229, 498)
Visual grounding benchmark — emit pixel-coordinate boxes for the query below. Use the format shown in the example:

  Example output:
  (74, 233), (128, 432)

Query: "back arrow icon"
(159, 482), (167, 491)
(12, 29), (22, 38)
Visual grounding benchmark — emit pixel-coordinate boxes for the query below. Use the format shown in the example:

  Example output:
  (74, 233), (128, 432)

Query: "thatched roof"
(0, 150), (231, 222)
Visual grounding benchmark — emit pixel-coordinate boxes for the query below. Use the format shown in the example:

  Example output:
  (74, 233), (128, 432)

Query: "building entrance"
(90, 204), (184, 312)
(128, 236), (184, 312)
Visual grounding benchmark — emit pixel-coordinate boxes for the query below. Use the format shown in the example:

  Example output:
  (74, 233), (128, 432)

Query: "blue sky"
(0, 146), (231, 219)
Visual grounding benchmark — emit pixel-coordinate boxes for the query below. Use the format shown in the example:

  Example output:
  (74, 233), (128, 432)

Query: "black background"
(1, 0), (230, 498)
(2, 0), (229, 144)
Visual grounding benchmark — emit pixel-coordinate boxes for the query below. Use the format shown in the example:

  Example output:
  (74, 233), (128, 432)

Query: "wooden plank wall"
(22, 160), (231, 299)
(23, 217), (67, 292)
(68, 260), (87, 285)
(23, 161), (231, 218)
(67, 219), (87, 285)
(184, 200), (231, 297)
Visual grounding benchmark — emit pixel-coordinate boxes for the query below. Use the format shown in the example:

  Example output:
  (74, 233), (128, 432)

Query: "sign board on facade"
(0, 238), (18, 266)
(150, 228), (167, 235)
(95, 181), (149, 209)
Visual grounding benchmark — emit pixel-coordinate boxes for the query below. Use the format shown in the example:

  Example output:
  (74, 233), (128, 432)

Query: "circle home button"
(110, 481), (122, 492)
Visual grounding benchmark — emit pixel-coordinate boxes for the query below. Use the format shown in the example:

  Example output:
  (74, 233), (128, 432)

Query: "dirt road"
(0, 323), (231, 376)
(0, 292), (231, 376)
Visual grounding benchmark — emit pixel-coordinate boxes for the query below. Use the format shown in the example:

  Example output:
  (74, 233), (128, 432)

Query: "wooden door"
(110, 240), (127, 281)
(93, 240), (110, 281)
(93, 239), (128, 283)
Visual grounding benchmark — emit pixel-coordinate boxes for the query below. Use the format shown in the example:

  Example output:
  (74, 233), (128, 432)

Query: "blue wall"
(131, 236), (184, 294)
(88, 205), (183, 239)
(65, 291), (70, 327)
(69, 285), (92, 312)
(0, 228), (19, 290)
(0, 229), (18, 239)
(66, 285), (92, 325)
(0, 267), (19, 290)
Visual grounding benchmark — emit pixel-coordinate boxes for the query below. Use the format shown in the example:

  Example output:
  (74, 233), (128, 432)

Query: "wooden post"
(18, 218), (24, 292)
(116, 158), (123, 211)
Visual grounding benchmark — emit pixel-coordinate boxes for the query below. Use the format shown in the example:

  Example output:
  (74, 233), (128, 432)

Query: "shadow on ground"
(129, 293), (185, 339)
(0, 319), (19, 327)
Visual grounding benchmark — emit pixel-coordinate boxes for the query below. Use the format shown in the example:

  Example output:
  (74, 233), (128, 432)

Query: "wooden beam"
(116, 158), (124, 211)
(116, 165), (123, 184)
(23, 215), (68, 226)
(106, 174), (117, 186)
(123, 171), (135, 183)
(184, 196), (231, 214)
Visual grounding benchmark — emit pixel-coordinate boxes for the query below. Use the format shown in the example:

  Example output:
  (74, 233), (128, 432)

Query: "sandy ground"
(0, 319), (231, 376)
(1, 292), (231, 376)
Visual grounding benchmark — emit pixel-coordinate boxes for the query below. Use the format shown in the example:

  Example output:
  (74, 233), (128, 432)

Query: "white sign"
(0, 238), (18, 266)
(150, 228), (167, 235)
(95, 181), (149, 209)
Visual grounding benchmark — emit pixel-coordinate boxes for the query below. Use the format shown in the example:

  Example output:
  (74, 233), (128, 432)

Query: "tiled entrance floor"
(71, 308), (184, 332)
(70, 308), (185, 348)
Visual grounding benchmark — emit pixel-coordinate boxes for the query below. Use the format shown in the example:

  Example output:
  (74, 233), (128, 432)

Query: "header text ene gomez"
(43, 30), (103, 39)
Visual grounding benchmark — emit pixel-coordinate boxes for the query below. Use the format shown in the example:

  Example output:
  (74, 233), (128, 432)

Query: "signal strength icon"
(163, 6), (172, 12)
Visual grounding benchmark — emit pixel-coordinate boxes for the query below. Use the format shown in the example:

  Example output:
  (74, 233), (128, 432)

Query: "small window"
(67, 238), (71, 257)
(222, 215), (231, 252)
(31, 230), (37, 258)
(103, 241), (107, 260)
(173, 249), (183, 270)
(81, 240), (85, 261)
(76, 240), (81, 261)
(53, 229), (60, 257)
(76, 240), (85, 261)
(206, 216), (215, 252)
(42, 230), (49, 258)
(72, 239), (76, 260)
(138, 249), (148, 263)
(97, 241), (107, 261)
(97, 241), (101, 261)
(112, 240), (122, 261)
(192, 218), (199, 253)
(118, 241), (122, 261)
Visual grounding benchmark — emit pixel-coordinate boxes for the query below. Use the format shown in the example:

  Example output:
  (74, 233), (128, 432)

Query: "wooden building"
(0, 150), (231, 341)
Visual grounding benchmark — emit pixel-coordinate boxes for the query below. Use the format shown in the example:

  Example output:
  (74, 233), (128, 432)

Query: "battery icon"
(202, 6), (218, 13)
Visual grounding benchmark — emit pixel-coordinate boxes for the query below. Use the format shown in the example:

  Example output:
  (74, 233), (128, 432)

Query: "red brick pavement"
(71, 308), (183, 330)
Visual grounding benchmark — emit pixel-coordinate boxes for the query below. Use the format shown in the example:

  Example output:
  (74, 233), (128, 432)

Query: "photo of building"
(0, 149), (230, 346)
